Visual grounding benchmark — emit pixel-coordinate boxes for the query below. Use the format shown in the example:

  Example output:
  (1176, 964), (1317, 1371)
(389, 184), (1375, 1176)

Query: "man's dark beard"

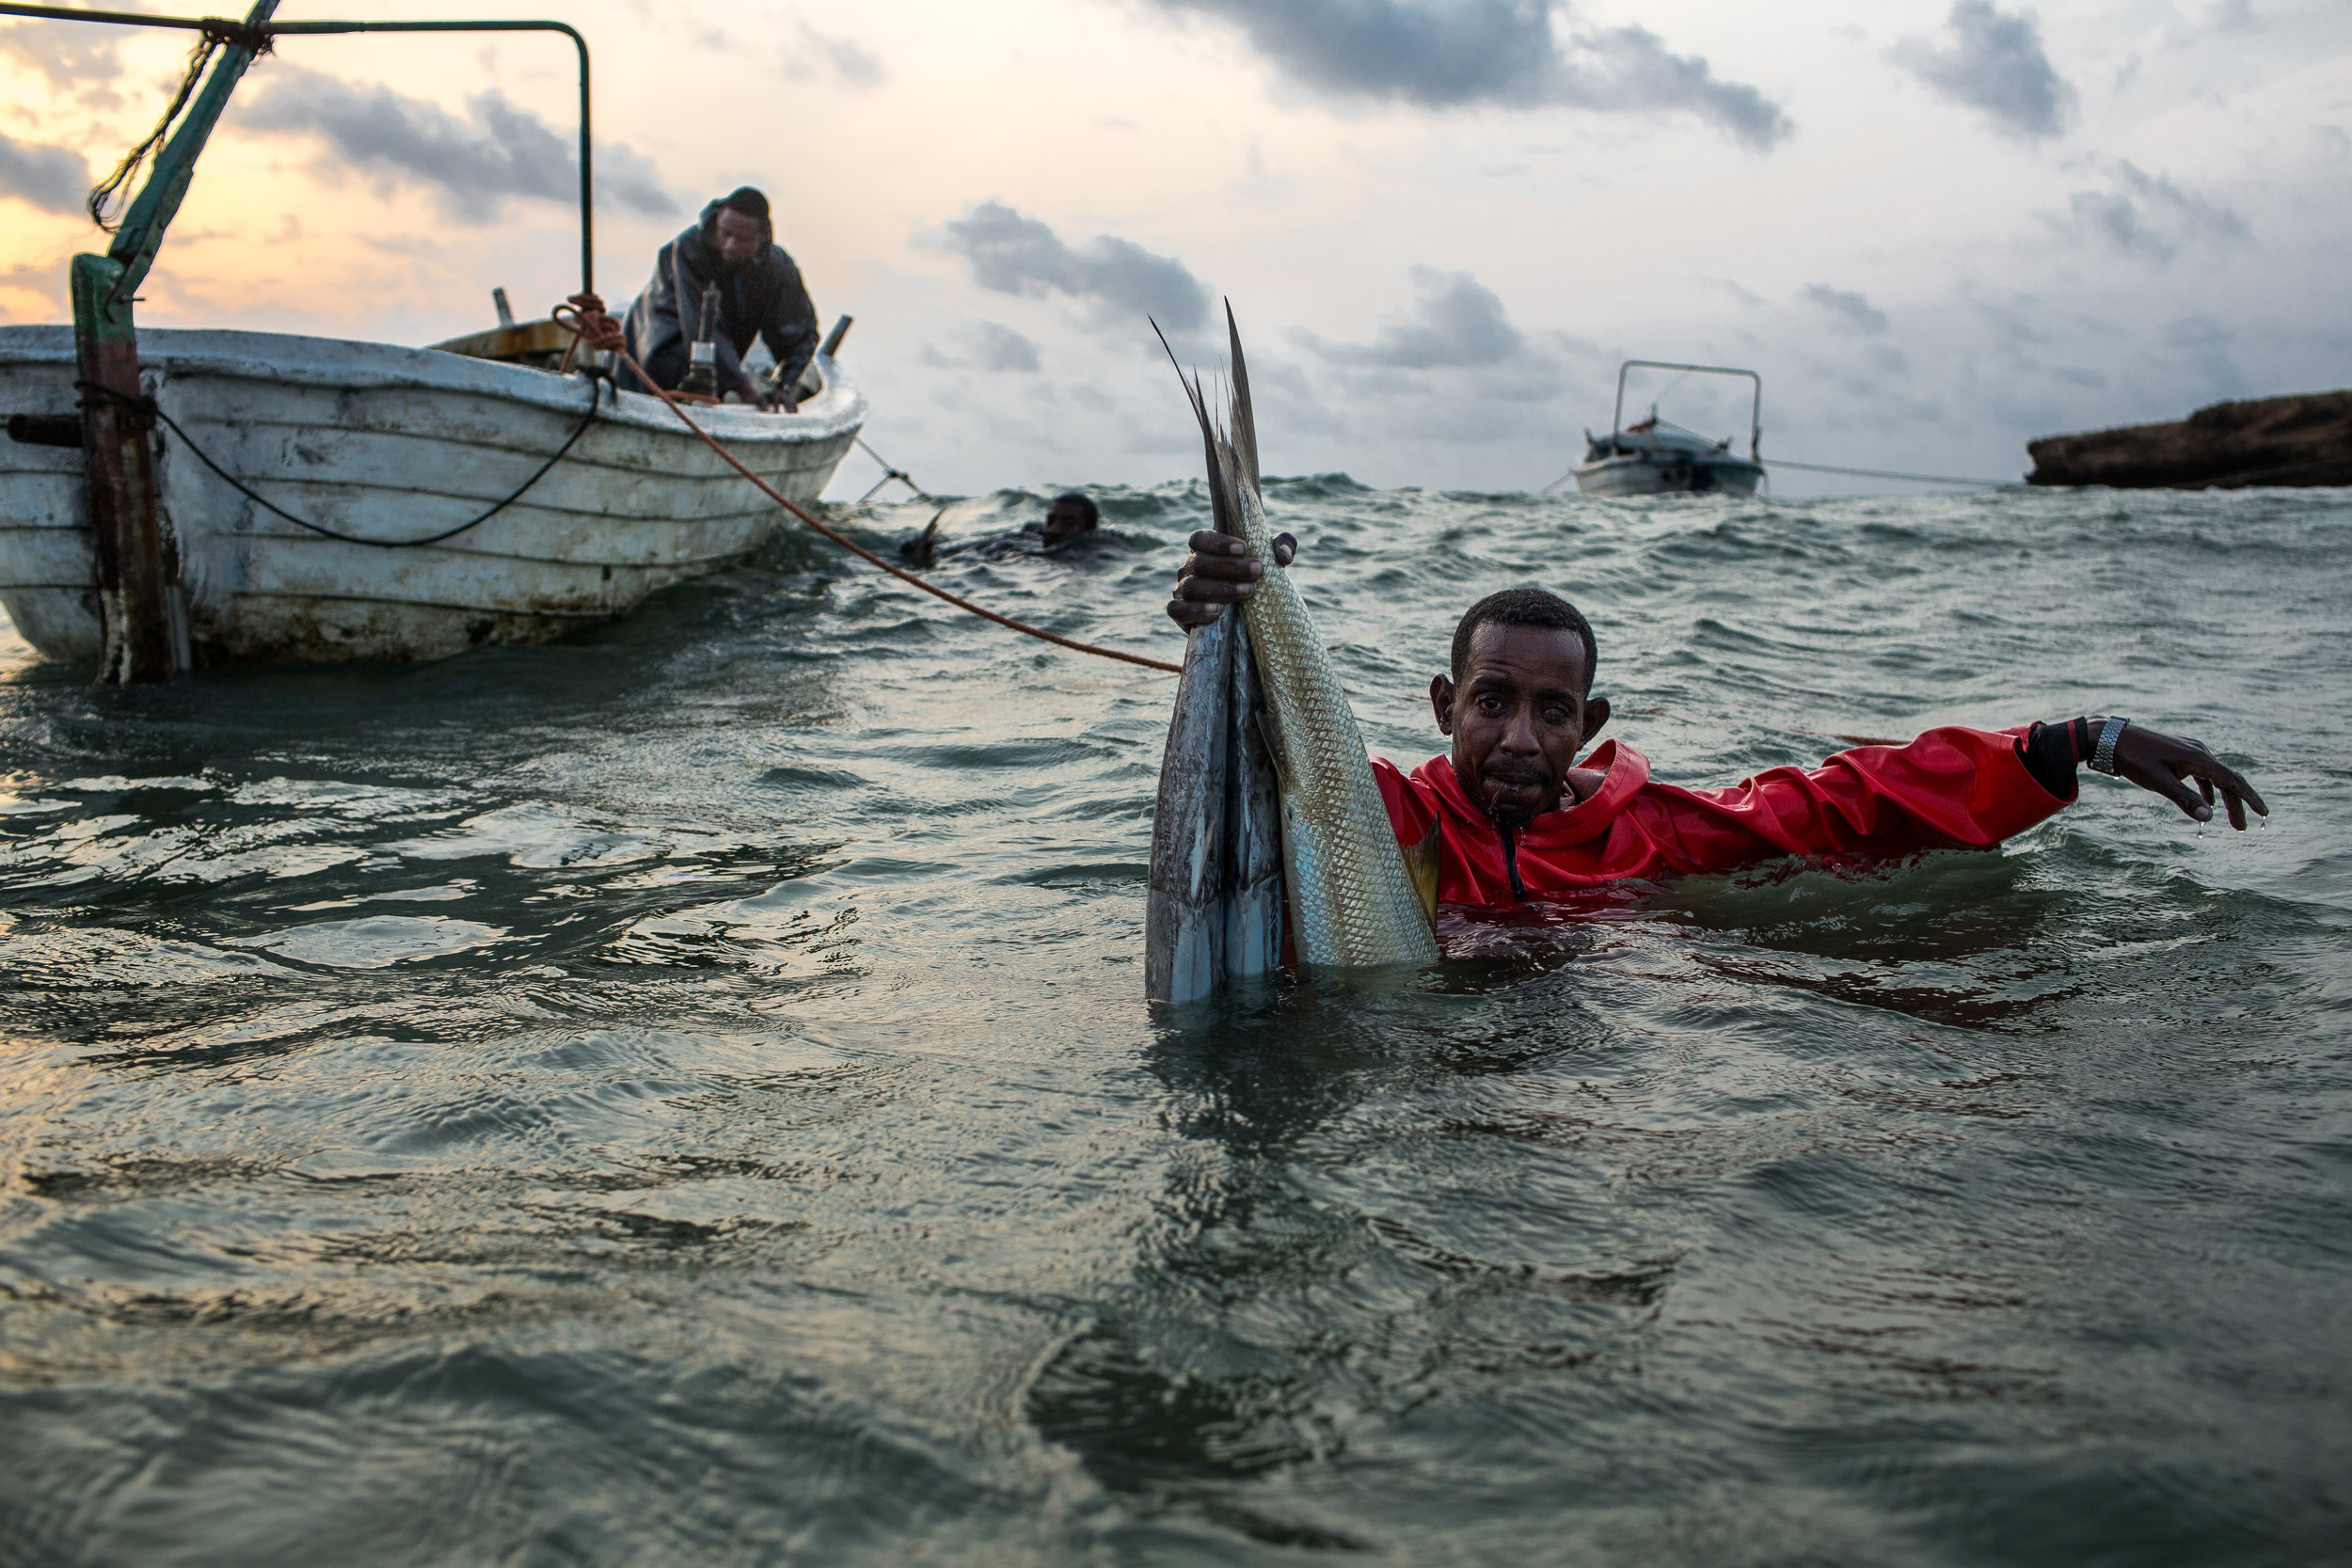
(1483, 786), (1539, 899)
(1480, 766), (1552, 830)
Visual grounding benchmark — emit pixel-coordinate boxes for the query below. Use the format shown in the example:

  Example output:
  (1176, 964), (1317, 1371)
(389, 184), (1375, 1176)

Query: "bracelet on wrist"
(2090, 716), (2129, 776)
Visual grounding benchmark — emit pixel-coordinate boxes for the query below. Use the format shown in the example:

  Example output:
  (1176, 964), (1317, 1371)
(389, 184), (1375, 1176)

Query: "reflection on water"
(2, 484), (2347, 1564)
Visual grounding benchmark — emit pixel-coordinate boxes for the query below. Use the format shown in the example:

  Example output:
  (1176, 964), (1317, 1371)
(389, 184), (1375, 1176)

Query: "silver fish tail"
(1146, 305), (1438, 990)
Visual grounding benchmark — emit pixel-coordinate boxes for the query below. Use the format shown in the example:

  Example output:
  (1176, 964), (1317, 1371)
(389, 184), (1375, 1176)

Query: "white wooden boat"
(1570, 359), (1765, 498)
(0, 324), (864, 664)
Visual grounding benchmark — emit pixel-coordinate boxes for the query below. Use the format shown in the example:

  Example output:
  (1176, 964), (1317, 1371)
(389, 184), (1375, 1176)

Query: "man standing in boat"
(620, 187), (818, 411)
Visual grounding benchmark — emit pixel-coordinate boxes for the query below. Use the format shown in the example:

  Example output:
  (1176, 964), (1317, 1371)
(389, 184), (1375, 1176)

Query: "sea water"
(1, 483), (2345, 1564)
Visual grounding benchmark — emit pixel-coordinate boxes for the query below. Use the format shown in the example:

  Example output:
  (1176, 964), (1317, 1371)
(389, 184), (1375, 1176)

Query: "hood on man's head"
(698, 188), (772, 248)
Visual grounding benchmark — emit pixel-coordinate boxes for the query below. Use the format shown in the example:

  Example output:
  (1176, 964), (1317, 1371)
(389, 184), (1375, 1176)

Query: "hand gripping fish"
(1145, 307), (1440, 1002)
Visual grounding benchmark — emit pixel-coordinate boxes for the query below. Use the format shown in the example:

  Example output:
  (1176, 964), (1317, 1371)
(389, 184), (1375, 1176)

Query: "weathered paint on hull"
(0, 325), (864, 665)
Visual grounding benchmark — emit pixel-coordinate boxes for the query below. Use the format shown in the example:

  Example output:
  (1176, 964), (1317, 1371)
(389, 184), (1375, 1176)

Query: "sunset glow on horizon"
(4, 0), (2344, 498)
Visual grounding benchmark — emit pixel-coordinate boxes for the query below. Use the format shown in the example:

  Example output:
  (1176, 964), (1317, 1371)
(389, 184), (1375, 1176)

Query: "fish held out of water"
(1144, 306), (1440, 1003)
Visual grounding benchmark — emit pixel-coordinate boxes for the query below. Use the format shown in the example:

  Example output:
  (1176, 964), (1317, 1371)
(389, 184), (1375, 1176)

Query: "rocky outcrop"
(2026, 389), (2352, 489)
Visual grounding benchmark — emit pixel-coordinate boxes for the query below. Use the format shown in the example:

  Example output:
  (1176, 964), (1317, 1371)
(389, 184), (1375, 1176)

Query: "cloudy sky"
(2, 0), (2345, 498)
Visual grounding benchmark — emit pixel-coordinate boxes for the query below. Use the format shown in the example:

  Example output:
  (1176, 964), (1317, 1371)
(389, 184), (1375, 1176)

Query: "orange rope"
(554, 296), (1181, 675)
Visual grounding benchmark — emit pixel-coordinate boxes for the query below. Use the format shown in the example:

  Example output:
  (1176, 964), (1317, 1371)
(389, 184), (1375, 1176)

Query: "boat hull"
(0, 325), (865, 665)
(1571, 451), (1763, 497)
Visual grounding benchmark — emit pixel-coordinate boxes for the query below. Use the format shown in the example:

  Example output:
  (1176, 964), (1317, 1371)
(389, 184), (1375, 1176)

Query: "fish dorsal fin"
(1154, 316), (1243, 539)
(1400, 821), (1442, 931)
(1224, 301), (1261, 499)
(1213, 428), (1251, 539)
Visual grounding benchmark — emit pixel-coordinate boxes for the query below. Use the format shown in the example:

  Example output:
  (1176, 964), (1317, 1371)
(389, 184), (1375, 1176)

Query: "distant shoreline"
(2027, 389), (2352, 490)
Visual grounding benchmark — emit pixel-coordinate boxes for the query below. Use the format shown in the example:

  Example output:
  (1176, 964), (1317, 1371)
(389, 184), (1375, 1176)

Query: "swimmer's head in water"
(1432, 588), (1609, 827)
(1043, 493), (1099, 546)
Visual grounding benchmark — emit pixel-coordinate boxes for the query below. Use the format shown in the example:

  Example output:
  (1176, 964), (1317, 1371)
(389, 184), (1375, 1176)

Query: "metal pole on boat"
(0, 8), (598, 296)
(264, 20), (594, 295)
(70, 260), (175, 684)
(57, 0), (279, 681)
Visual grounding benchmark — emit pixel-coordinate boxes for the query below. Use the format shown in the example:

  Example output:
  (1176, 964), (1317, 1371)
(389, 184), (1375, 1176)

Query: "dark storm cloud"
(930, 320), (1045, 373)
(0, 131), (87, 214)
(939, 200), (1210, 333)
(237, 67), (676, 223)
(1299, 267), (1526, 369)
(1890, 1), (2076, 140)
(1803, 283), (1890, 335)
(971, 321), (1043, 374)
(1142, 0), (1791, 149)
(2048, 161), (2248, 262)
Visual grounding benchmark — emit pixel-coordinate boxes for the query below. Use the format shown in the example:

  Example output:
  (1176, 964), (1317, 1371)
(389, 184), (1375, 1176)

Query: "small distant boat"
(1569, 360), (1765, 497)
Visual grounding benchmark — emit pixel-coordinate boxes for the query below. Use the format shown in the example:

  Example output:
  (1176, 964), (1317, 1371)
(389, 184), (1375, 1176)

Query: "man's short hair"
(1050, 493), (1099, 528)
(720, 186), (771, 224)
(1450, 587), (1598, 694)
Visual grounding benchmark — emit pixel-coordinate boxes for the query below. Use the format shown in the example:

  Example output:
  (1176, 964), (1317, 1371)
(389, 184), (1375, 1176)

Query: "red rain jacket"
(1372, 726), (2072, 907)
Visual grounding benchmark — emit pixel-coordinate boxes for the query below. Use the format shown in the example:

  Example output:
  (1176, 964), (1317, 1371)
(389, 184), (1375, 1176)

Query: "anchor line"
(76, 377), (604, 547)
(1763, 459), (2015, 487)
(852, 435), (928, 503)
(552, 297), (1181, 675)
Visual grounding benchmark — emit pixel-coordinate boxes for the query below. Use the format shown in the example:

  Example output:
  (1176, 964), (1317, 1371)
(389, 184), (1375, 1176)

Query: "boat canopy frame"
(1612, 360), (1762, 462)
(0, 4), (595, 297)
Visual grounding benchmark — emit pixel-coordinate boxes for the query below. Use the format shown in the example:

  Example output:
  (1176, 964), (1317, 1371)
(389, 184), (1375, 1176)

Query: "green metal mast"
(72, 0), (279, 683)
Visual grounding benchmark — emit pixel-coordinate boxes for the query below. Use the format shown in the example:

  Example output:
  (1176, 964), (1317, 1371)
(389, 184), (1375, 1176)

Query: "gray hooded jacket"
(622, 199), (818, 397)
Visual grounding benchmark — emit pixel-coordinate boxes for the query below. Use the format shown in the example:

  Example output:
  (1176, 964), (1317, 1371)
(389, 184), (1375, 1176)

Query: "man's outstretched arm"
(1651, 718), (2268, 874)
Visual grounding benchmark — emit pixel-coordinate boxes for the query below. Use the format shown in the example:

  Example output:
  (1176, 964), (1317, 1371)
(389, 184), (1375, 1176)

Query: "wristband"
(2090, 716), (2129, 776)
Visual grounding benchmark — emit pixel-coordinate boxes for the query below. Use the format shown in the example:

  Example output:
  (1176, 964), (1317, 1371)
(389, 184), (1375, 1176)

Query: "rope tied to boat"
(87, 21), (272, 234)
(75, 375), (604, 548)
(199, 19), (276, 55)
(553, 293), (1182, 675)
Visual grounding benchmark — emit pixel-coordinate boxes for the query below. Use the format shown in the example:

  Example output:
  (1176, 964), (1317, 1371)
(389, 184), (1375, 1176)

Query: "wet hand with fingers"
(2107, 721), (2269, 830)
(1168, 530), (1296, 626)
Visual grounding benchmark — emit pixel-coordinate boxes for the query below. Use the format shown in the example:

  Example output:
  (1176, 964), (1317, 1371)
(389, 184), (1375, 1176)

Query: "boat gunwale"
(0, 324), (866, 446)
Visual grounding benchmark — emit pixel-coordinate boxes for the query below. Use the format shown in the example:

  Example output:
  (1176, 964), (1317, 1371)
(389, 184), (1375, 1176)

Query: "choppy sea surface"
(1, 482), (2346, 1566)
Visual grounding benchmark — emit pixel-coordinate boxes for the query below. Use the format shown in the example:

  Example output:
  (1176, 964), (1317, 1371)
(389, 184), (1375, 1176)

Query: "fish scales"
(1225, 447), (1437, 968)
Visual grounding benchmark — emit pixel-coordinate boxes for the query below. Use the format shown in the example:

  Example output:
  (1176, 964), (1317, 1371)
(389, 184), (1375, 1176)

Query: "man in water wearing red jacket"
(1168, 533), (2265, 905)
